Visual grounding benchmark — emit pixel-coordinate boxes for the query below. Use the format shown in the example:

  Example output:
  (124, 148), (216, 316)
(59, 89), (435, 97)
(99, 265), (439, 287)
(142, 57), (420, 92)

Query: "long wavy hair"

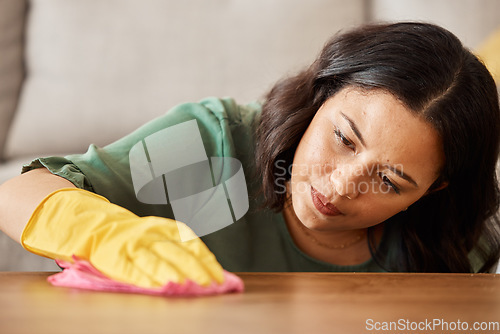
(255, 22), (500, 273)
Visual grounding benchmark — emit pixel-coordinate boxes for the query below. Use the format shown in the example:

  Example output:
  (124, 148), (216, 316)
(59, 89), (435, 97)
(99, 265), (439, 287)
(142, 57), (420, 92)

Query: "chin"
(299, 211), (337, 231)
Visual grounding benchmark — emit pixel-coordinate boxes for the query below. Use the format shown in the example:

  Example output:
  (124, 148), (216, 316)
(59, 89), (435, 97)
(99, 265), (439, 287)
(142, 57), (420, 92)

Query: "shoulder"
(105, 97), (262, 157)
(158, 97), (262, 158)
(167, 97), (262, 130)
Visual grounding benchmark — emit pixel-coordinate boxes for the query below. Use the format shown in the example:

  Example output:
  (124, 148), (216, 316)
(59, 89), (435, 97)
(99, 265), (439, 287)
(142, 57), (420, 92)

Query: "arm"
(0, 168), (224, 288)
(0, 167), (75, 242)
(0, 100), (233, 286)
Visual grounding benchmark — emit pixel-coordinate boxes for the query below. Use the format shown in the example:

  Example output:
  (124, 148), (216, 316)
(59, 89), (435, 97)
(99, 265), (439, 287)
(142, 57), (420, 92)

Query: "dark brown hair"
(255, 22), (500, 273)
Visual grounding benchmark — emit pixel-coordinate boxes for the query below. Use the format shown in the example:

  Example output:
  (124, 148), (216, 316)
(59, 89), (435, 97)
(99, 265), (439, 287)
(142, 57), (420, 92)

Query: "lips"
(310, 186), (343, 216)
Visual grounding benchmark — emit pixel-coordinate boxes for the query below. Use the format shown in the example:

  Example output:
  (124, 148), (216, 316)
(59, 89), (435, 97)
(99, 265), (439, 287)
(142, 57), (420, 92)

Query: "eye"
(379, 173), (400, 195)
(334, 129), (355, 151)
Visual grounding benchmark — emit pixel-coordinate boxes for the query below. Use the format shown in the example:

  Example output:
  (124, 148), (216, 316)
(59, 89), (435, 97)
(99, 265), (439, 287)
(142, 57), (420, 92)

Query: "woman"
(256, 22), (500, 273)
(0, 22), (499, 288)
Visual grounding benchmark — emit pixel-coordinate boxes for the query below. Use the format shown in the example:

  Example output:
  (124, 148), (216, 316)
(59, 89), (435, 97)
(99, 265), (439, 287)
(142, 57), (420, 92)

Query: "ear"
(424, 181), (449, 195)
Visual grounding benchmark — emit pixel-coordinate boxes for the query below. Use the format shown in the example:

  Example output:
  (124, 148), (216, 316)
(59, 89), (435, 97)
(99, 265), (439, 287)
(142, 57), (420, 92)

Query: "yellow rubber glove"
(21, 188), (224, 288)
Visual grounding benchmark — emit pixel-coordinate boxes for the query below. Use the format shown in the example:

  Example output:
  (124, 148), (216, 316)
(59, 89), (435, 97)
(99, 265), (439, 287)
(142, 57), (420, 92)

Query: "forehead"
(318, 87), (444, 181)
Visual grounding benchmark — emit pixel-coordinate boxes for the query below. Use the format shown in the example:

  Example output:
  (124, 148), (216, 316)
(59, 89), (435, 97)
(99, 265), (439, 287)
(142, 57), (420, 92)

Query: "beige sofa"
(0, 0), (498, 271)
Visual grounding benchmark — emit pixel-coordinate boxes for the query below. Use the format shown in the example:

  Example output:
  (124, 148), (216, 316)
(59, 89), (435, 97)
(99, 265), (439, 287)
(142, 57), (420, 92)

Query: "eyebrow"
(340, 112), (366, 148)
(383, 164), (419, 188)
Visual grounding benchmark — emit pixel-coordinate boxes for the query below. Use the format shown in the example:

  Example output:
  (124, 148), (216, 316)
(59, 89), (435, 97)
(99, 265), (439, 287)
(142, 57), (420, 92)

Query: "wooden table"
(0, 272), (499, 334)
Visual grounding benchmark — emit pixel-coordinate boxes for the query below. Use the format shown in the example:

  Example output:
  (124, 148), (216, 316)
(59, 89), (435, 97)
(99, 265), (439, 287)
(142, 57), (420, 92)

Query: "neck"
(282, 199), (382, 266)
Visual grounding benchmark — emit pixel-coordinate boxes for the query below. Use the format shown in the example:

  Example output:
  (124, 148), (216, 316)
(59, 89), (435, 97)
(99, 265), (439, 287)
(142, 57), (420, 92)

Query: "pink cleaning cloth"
(48, 256), (244, 297)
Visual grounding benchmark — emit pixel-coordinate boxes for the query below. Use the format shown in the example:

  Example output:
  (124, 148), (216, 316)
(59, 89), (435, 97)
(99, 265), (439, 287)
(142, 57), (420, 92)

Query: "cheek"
(354, 191), (425, 223)
(351, 201), (404, 227)
(294, 137), (337, 176)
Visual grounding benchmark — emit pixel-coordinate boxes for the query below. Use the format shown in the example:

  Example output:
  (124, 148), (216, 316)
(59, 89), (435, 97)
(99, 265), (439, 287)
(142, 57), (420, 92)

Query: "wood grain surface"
(0, 272), (499, 334)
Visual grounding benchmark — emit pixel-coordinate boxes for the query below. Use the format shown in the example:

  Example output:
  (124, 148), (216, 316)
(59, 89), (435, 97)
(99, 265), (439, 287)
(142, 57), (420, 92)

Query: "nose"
(330, 164), (364, 200)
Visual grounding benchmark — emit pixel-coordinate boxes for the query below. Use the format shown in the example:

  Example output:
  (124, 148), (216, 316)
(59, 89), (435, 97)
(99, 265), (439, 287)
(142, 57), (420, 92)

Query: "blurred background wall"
(369, 0), (500, 49)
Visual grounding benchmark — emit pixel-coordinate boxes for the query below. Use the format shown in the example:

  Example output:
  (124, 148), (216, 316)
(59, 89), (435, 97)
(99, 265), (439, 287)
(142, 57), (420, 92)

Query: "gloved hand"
(21, 188), (224, 288)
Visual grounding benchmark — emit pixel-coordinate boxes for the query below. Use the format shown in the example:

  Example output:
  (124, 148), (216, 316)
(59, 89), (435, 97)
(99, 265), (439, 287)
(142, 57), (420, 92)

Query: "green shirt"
(23, 97), (385, 272)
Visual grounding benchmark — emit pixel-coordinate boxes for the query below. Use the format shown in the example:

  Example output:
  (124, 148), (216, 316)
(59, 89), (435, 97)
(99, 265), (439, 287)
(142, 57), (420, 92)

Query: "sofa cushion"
(0, 0), (26, 161)
(5, 0), (365, 159)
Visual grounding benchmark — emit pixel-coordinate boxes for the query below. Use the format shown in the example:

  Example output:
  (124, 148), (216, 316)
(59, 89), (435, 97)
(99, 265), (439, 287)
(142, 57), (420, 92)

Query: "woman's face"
(288, 86), (445, 232)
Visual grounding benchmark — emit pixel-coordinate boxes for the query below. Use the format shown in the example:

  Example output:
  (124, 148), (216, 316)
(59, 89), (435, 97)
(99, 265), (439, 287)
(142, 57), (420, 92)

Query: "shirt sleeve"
(22, 97), (254, 218)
